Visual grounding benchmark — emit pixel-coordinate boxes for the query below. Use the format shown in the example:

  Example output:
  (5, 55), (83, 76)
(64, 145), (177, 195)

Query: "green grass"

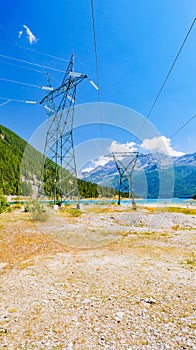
(166, 207), (196, 215)
(142, 206), (196, 215)
(66, 208), (82, 217)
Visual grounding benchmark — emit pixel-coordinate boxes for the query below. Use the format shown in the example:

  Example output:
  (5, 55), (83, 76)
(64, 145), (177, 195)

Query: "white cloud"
(23, 25), (38, 44)
(109, 141), (137, 153)
(80, 166), (95, 173)
(93, 156), (110, 167)
(81, 156), (110, 174)
(140, 136), (185, 157)
(81, 142), (138, 174)
(18, 30), (23, 38)
(80, 136), (185, 174)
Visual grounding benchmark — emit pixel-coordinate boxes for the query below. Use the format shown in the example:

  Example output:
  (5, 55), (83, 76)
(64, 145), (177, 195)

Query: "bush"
(193, 193), (196, 200)
(24, 199), (48, 221)
(0, 195), (10, 213)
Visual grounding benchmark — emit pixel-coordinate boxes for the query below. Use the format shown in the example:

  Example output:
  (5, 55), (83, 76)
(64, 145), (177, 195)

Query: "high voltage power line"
(147, 18), (195, 122)
(0, 54), (65, 73)
(90, 0), (100, 101)
(137, 18), (196, 137)
(0, 96), (37, 104)
(0, 22), (63, 88)
(0, 38), (69, 63)
(0, 99), (11, 107)
(0, 77), (45, 90)
(0, 57), (46, 75)
(170, 113), (196, 139)
(90, 0), (103, 140)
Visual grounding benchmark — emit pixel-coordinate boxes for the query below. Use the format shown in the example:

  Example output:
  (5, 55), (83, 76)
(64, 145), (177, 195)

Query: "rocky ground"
(0, 204), (195, 349)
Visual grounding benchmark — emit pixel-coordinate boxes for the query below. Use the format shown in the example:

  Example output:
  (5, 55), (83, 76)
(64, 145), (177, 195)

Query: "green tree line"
(0, 124), (117, 199)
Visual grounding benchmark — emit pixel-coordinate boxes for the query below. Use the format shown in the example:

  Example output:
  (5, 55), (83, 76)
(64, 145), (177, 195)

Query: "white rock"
(115, 311), (124, 322)
(144, 297), (156, 304)
(82, 298), (91, 304)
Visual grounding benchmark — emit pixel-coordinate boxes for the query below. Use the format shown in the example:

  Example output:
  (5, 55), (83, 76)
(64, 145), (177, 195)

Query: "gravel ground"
(0, 206), (195, 349)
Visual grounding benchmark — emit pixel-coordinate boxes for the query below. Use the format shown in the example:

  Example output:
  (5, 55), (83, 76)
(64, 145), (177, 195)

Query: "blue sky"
(0, 0), (195, 155)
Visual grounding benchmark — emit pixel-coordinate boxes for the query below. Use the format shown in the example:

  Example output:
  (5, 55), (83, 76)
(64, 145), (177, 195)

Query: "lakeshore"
(6, 195), (196, 207)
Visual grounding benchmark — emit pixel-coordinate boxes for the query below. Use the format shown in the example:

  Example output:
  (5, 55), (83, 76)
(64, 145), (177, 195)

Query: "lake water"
(8, 198), (195, 207)
(79, 198), (195, 206)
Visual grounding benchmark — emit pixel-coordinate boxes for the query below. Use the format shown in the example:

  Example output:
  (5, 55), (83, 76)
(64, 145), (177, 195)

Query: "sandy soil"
(0, 205), (195, 349)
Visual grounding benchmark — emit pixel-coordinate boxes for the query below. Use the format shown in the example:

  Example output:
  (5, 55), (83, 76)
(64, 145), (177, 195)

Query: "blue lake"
(79, 198), (195, 206)
(8, 198), (195, 206)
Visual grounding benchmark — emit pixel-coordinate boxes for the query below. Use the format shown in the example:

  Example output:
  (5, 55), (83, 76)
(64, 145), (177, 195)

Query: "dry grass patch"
(0, 230), (66, 267)
(182, 252), (196, 268)
(0, 212), (66, 268)
(84, 205), (120, 214)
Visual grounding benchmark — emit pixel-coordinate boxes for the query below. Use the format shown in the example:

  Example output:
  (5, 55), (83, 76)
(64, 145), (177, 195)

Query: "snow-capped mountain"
(81, 152), (196, 198)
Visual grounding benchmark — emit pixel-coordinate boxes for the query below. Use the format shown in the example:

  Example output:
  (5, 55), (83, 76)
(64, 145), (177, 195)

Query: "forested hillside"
(0, 125), (44, 195)
(0, 125), (26, 194)
(0, 125), (115, 198)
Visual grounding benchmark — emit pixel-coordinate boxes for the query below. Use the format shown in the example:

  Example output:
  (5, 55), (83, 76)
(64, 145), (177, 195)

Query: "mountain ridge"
(81, 152), (196, 198)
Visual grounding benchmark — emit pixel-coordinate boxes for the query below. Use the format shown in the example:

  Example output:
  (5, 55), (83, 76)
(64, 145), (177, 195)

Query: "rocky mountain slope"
(81, 152), (196, 198)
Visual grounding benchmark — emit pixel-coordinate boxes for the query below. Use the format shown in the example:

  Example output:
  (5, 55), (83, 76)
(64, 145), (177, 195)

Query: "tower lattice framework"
(39, 54), (88, 205)
(106, 152), (140, 206)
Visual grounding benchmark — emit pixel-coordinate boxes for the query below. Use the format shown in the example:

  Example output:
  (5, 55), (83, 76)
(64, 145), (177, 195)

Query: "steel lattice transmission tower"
(39, 54), (90, 206)
(106, 152), (140, 206)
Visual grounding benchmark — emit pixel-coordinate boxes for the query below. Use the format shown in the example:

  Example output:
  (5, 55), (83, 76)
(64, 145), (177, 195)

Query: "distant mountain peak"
(81, 151), (196, 198)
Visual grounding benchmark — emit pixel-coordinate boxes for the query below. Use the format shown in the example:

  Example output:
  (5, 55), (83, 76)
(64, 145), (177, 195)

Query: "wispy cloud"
(18, 25), (38, 44)
(18, 30), (23, 38)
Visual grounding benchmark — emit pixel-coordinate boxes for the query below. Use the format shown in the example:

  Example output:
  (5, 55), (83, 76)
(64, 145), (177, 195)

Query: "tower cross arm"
(40, 74), (88, 105)
(105, 151), (141, 159)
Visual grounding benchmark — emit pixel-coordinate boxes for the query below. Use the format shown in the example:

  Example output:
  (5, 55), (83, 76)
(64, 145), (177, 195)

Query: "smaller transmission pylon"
(106, 152), (140, 206)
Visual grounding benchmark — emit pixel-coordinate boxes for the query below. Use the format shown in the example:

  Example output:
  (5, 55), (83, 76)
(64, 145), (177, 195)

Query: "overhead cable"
(90, 0), (103, 139)
(90, 0), (101, 95)
(0, 23), (60, 85)
(0, 99), (11, 107)
(0, 77), (44, 89)
(0, 54), (65, 73)
(0, 76), (55, 91)
(146, 18), (195, 121)
(0, 57), (45, 74)
(0, 39), (69, 62)
(0, 96), (37, 104)
(170, 113), (196, 139)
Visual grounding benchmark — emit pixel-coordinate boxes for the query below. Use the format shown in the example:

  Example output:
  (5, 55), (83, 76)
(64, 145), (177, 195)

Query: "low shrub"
(67, 208), (82, 217)
(24, 199), (48, 221)
(0, 195), (10, 213)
